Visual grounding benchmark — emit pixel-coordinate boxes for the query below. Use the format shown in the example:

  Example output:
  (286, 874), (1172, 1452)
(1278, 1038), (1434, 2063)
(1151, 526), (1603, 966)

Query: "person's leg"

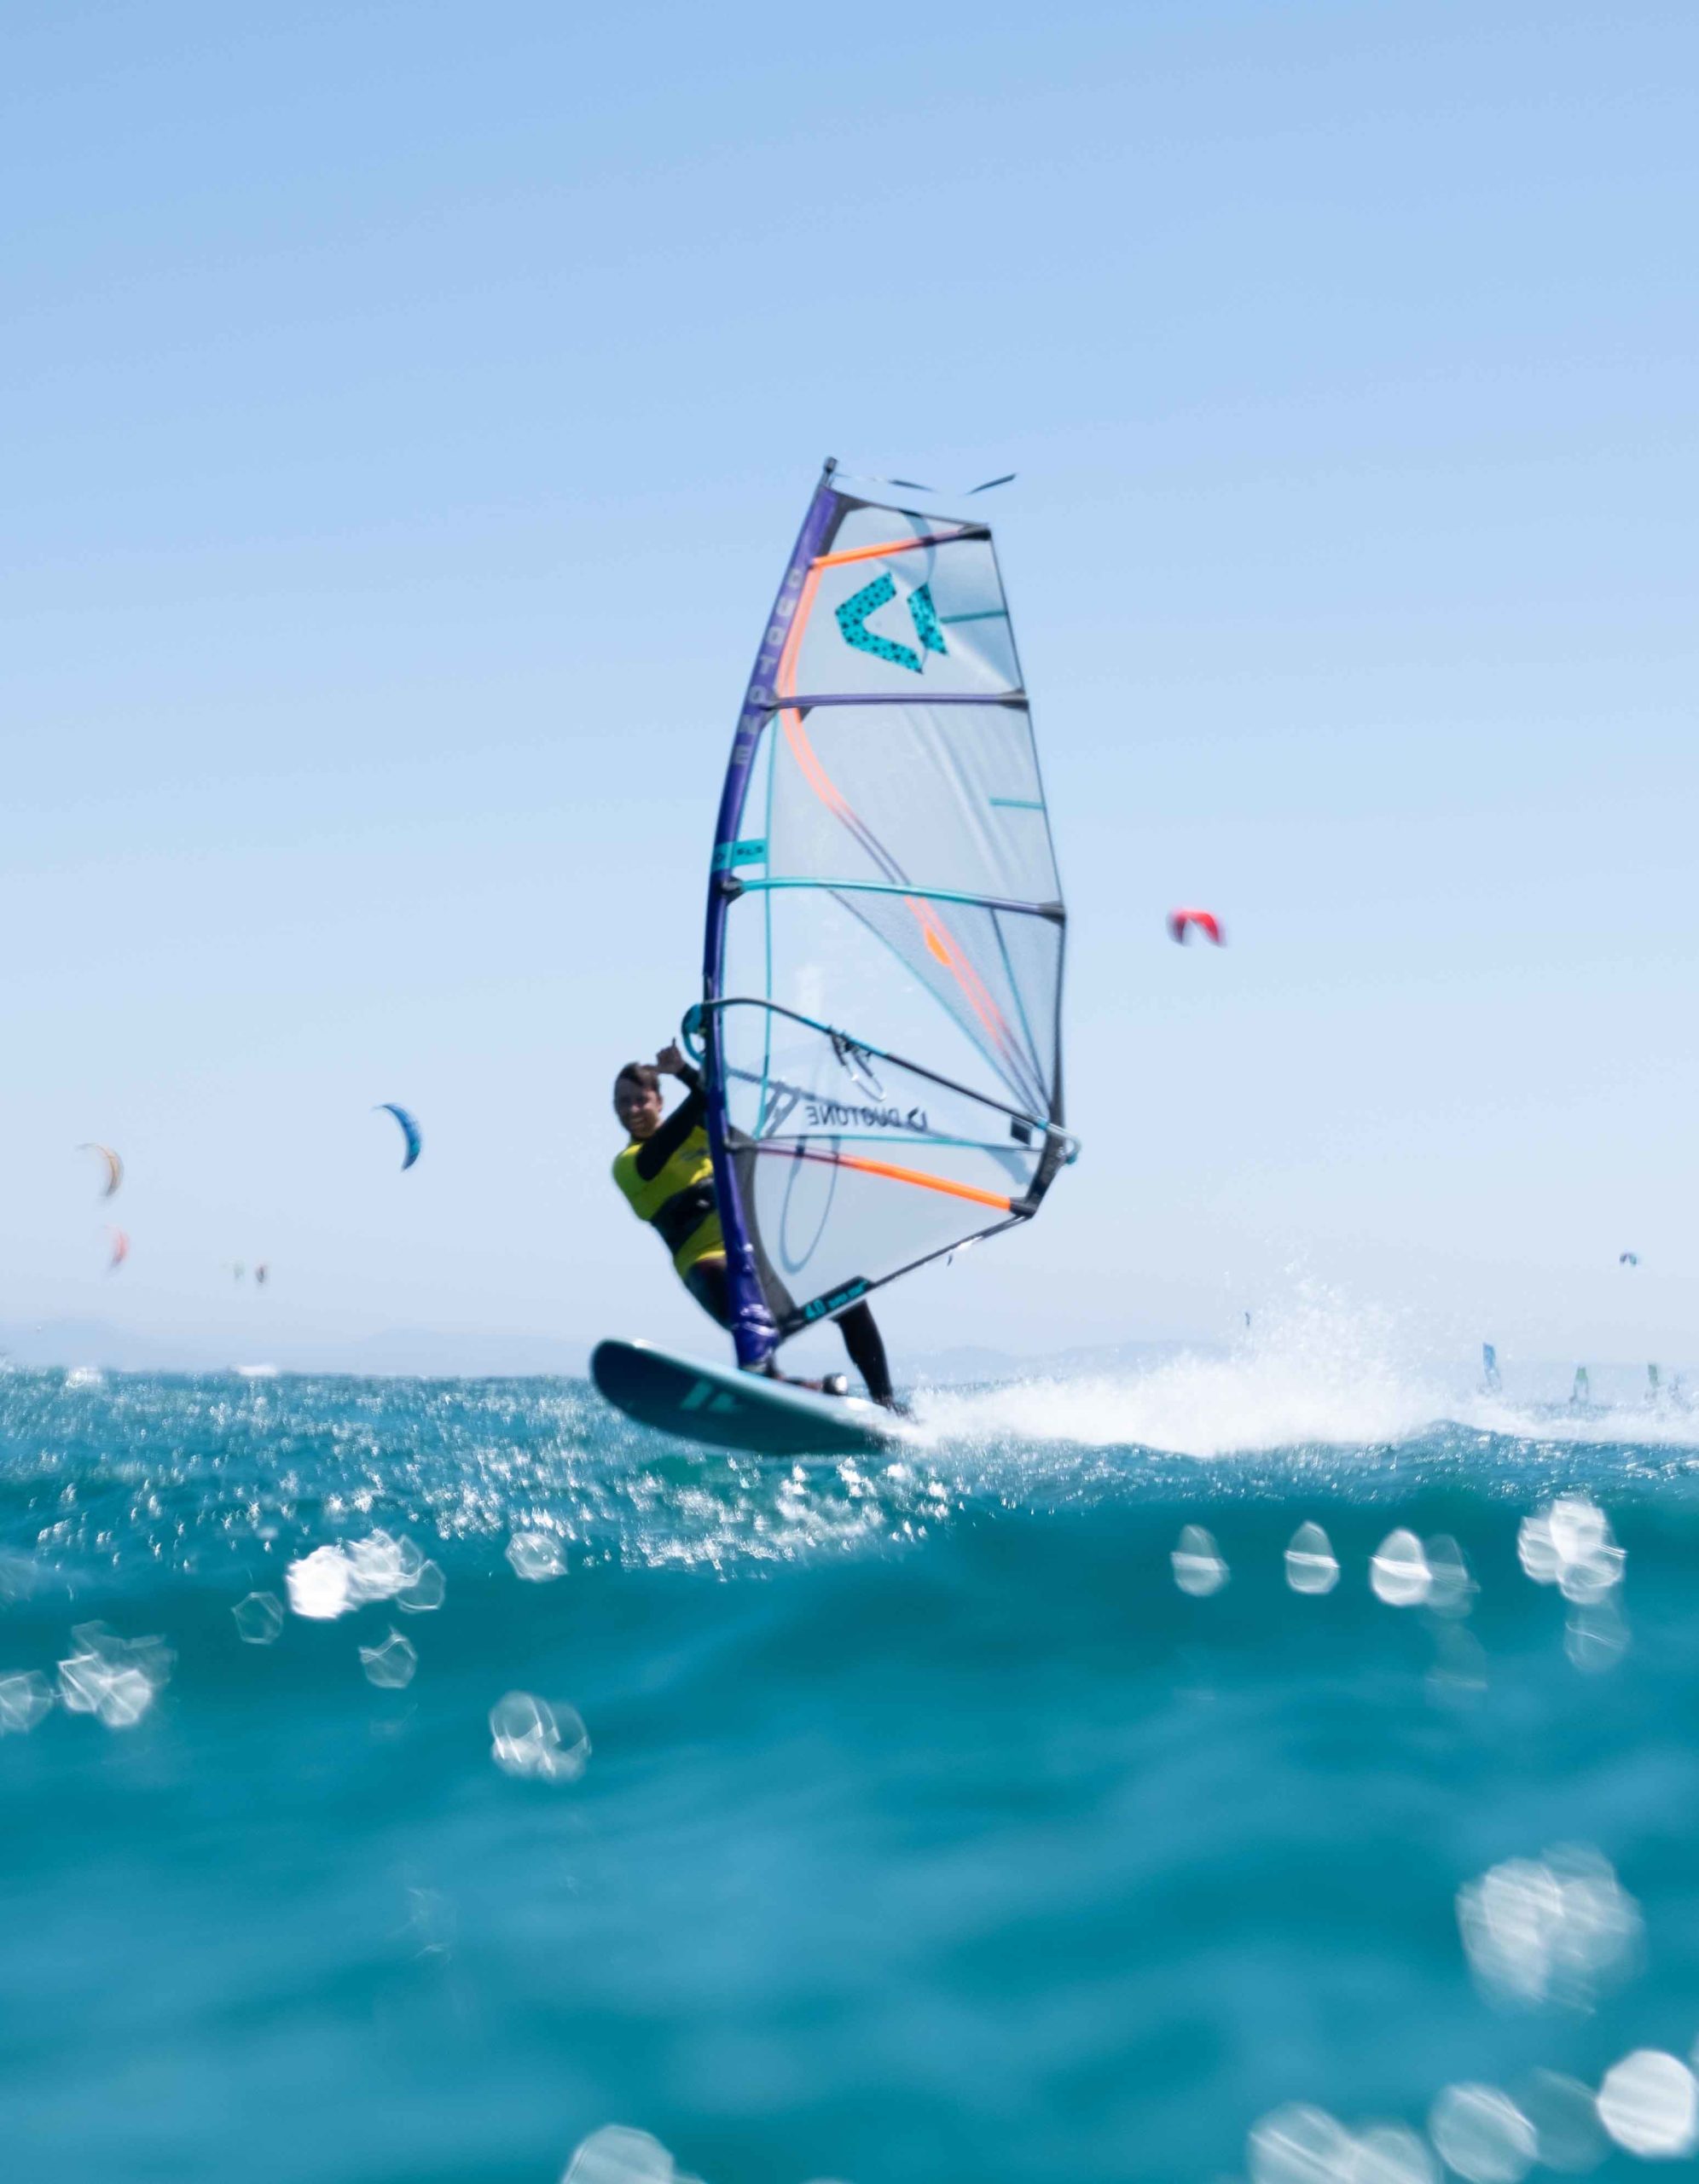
(684, 1258), (882, 1400)
(683, 1258), (787, 1379)
(681, 1256), (734, 1330)
(837, 1302), (896, 1407)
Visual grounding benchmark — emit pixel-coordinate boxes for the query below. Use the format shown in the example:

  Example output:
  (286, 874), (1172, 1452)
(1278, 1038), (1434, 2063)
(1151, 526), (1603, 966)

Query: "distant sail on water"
(1482, 1342), (1500, 1393)
(696, 459), (1077, 1366)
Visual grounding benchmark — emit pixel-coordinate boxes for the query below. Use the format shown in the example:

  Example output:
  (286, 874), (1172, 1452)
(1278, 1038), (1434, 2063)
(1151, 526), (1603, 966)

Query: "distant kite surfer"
(612, 1046), (898, 1408)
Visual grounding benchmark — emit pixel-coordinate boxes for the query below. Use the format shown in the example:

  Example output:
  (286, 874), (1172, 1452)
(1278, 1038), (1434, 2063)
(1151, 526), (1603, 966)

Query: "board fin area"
(590, 1338), (908, 1458)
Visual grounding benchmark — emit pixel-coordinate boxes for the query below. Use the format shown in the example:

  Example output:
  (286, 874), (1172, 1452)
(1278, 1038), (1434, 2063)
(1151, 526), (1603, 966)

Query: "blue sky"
(4, 1), (1698, 1368)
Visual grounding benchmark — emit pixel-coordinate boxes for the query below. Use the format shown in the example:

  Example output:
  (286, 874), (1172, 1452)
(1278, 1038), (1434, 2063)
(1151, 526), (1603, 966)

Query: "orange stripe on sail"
(775, 561), (821, 708)
(812, 531), (967, 572)
(775, 564), (856, 824)
(774, 1146), (1012, 1212)
(907, 897), (1017, 1057)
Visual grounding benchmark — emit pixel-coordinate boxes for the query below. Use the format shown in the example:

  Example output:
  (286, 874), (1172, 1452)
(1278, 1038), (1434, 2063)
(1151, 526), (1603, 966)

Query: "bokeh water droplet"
(286, 1542), (351, 1619)
(397, 1558), (446, 1612)
(0, 1670), (54, 1734)
(1284, 1521), (1339, 1595)
(560, 2124), (675, 2181)
(1371, 1530), (1431, 1607)
(506, 1531), (566, 1583)
(1426, 2084), (1534, 2182)
(1423, 1534), (1476, 1618)
(1516, 2070), (1607, 2173)
(55, 1623), (172, 1730)
(232, 1590), (285, 1645)
(1566, 1597), (1631, 1674)
(1519, 1496), (1624, 1606)
(285, 1531), (432, 1619)
(1351, 2123), (1438, 2183)
(490, 1691), (590, 1784)
(1458, 1846), (1640, 2008)
(1597, 2050), (1698, 2158)
(1173, 1523), (1228, 1597)
(1247, 2102), (1354, 2181)
(359, 1628), (418, 1688)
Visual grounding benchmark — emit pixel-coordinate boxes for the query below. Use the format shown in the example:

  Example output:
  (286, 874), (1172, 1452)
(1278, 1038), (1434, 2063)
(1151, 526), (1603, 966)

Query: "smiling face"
(614, 1070), (664, 1140)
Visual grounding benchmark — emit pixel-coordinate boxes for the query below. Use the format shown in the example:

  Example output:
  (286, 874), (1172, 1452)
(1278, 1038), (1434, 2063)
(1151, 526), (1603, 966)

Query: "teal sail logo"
(836, 574), (948, 674)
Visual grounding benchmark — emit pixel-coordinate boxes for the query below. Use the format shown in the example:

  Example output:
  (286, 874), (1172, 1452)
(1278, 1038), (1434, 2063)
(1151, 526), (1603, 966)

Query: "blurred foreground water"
(5, 1350), (1699, 2183)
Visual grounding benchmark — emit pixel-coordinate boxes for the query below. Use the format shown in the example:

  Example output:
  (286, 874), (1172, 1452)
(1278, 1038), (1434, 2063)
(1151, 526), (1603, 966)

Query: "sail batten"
(734, 879), (1062, 916)
(765, 691), (1030, 709)
(700, 462), (1075, 1368)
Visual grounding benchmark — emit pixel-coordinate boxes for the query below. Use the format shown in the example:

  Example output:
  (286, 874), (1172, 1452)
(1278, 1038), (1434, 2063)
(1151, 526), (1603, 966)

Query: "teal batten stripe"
(937, 609), (1009, 624)
(740, 877), (1050, 914)
(989, 797), (1045, 810)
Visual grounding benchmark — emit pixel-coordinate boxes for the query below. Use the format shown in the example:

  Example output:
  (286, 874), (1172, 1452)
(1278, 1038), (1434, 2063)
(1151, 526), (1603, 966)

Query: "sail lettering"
(802, 1099), (928, 1133)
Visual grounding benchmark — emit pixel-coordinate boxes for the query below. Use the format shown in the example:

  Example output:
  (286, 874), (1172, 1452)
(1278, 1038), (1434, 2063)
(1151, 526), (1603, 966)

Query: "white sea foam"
(914, 1290), (1447, 1457)
(913, 1287), (1699, 1460)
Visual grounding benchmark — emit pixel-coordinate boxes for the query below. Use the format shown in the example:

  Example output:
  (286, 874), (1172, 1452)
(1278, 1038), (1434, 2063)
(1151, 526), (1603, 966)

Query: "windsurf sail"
(697, 458), (1076, 1367)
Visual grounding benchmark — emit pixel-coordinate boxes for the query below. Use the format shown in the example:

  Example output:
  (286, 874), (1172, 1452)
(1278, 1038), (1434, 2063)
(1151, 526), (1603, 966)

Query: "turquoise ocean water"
(4, 1347), (1699, 2183)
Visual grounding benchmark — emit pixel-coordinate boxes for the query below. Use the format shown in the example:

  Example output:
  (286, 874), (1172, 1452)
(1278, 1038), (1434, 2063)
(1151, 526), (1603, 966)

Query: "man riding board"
(612, 1043), (898, 1409)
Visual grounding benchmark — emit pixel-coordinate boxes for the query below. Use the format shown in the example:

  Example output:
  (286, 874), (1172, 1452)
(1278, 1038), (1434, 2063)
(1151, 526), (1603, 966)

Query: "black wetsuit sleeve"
(633, 1065), (706, 1182)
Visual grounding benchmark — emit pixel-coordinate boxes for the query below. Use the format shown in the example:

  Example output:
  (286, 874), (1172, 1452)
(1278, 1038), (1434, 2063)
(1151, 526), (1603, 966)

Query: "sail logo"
(801, 1276), (873, 1323)
(836, 573), (947, 675)
(803, 1099), (929, 1131)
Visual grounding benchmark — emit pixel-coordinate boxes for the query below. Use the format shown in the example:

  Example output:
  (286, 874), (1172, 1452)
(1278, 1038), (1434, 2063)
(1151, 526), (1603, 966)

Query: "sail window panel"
(789, 529), (1018, 700)
(983, 905), (1068, 1119)
(725, 885), (1061, 1124)
(716, 1001), (1047, 1194)
(739, 1146), (1022, 1319)
(766, 700), (1058, 909)
(720, 886), (1023, 1121)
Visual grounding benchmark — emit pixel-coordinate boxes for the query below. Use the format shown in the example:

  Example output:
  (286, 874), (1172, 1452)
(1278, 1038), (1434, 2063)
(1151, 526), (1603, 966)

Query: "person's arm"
(633, 1050), (707, 1181)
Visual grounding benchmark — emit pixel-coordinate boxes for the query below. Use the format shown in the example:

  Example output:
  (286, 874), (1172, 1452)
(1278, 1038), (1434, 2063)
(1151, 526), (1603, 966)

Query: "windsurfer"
(612, 1047), (899, 1408)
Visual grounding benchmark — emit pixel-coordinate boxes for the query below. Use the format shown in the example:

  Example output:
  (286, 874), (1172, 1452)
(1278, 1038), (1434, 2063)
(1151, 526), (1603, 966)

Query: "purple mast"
(700, 459), (843, 1369)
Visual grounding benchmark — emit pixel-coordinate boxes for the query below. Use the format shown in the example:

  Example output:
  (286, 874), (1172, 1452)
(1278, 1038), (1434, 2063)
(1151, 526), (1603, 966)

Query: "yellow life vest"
(611, 1122), (724, 1276)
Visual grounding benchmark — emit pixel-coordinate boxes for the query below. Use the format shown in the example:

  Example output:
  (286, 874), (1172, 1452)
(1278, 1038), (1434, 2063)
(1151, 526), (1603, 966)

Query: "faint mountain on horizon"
(907, 1337), (1204, 1385)
(0, 1319), (591, 1379)
(0, 1319), (1197, 1384)
(5, 1321), (1683, 1401)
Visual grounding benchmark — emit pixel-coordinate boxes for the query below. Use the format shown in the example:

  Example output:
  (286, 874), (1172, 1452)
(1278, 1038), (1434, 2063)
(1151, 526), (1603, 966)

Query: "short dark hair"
(614, 1060), (659, 1099)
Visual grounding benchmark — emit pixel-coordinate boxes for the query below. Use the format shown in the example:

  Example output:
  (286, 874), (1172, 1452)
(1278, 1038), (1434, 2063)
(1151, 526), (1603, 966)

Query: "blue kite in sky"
(375, 1103), (421, 1171)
